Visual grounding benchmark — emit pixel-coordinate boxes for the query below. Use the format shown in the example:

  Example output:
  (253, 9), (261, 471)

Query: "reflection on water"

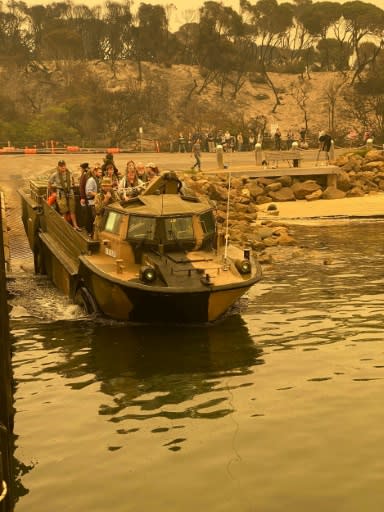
(10, 222), (384, 511)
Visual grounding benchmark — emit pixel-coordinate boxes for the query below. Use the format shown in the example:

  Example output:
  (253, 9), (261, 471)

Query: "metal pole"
(255, 143), (262, 165)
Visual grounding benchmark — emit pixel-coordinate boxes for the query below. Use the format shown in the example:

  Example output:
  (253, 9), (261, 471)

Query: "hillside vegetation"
(0, 60), (357, 148)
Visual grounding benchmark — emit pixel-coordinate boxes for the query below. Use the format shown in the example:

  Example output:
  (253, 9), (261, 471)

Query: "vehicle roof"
(111, 194), (213, 216)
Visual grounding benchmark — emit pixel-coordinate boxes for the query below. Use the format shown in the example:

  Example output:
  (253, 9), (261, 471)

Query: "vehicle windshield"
(126, 216), (156, 240)
(164, 216), (194, 241)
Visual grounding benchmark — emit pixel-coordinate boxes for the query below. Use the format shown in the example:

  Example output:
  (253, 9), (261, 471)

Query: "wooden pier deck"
(202, 163), (341, 187)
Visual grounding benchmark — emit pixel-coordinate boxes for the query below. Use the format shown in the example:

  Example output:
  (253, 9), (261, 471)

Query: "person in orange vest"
(48, 160), (81, 230)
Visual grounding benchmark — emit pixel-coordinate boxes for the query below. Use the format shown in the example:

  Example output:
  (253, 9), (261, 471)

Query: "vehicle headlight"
(140, 265), (156, 283)
(235, 259), (252, 275)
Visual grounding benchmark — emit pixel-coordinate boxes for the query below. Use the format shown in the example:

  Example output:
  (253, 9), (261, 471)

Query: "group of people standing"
(176, 130), (261, 154)
(47, 154), (160, 238)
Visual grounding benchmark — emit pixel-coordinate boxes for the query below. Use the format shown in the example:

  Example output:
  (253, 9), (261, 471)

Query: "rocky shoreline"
(182, 149), (384, 259)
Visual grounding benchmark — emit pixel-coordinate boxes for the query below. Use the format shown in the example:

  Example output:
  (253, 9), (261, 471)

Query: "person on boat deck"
(94, 177), (120, 238)
(118, 160), (145, 200)
(136, 161), (148, 183)
(101, 152), (119, 177)
(79, 162), (90, 207)
(104, 162), (119, 190)
(48, 160), (81, 231)
(145, 162), (160, 181)
(85, 164), (102, 236)
(78, 162), (91, 231)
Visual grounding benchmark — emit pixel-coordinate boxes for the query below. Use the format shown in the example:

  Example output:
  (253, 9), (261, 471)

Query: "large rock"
(268, 187), (296, 202)
(336, 170), (352, 191)
(322, 186), (346, 199)
(364, 149), (384, 163)
(207, 183), (228, 201)
(248, 183), (265, 199)
(346, 186), (365, 197)
(360, 161), (384, 172)
(292, 180), (321, 199)
(265, 182), (282, 192)
(306, 189), (323, 201)
(256, 195), (273, 204)
(276, 176), (293, 187)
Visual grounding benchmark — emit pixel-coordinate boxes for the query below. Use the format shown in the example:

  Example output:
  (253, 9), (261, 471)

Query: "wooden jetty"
(203, 163), (341, 188)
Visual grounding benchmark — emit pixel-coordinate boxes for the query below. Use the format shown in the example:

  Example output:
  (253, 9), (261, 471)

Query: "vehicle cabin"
(99, 194), (217, 265)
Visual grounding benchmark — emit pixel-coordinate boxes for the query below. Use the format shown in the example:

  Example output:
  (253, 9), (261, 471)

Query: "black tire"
(74, 286), (98, 315)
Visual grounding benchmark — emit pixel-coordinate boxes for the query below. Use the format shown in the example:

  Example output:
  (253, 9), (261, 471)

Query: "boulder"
(268, 187), (296, 202)
(364, 149), (384, 163)
(265, 182), (282, 192)
(322, 186), (346, 199)
(361, 161), (384, 172)
(248, 183), (265, 199)
(292, 180), (321, 199)
(256, 195), (273, 204)
(336, 170), (352, 191)
(207, 183), (228, 201)
(305, 189), (323, 201)
(347, 187), (365, 197)
(276, 175), (293, 187)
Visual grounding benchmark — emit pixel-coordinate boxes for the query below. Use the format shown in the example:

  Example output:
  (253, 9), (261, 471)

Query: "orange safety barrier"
(66, 146), (80, 152)
(2, 147), (15, 152)
(24, 148), (37, 154)
(106, 147), (120, 154)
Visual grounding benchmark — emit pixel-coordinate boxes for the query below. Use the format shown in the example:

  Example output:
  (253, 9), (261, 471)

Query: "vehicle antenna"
(224, 171), (231, 263)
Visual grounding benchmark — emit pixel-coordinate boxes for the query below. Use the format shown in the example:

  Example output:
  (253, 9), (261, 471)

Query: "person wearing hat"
(48, 160), (81, 231)
(93, 176), (120, 238)
(101, 152), (119, 176)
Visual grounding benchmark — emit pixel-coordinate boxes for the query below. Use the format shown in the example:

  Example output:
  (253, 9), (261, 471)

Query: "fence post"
(329, 139), (335, 160)
(255, 143), (262, 165)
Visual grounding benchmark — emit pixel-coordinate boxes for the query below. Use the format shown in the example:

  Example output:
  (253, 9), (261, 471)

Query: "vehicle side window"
(164, 217), (194, 240)
(127, 216), (156, 240)
(104, 211), (121, 234)
(200, 211), (215, 235)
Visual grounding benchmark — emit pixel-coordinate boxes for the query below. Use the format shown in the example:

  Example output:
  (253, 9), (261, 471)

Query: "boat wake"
(7, 274), (86, 322)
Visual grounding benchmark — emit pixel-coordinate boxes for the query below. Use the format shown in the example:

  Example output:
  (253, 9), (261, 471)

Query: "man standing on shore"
(191, 138), (201, 171)
(317, 130), (332, 164)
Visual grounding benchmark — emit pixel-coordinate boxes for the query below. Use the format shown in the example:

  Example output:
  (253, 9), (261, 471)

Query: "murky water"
(10, 221), (384, 512)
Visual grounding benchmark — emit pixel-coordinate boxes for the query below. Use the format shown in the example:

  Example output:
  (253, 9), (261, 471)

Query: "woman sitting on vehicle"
(104, 162), (119, 190)
(118, 161), (145, 200)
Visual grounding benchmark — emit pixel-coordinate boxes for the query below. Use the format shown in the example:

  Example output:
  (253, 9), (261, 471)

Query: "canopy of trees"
(0, 0), (383, 145)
